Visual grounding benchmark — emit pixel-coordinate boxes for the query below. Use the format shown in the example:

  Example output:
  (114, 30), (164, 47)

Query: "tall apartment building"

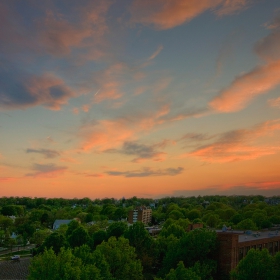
(128, 206), (152, 225)
(216, 229), (280, 279)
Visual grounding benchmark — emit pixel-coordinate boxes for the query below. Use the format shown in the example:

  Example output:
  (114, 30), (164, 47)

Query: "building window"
(239, 248), (244, 260)
(269, 242), (273, 254)
(258, 244), (262, 250)
(274, 242), (279, 253)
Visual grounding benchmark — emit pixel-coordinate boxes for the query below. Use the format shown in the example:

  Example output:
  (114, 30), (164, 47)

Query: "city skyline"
(1, 0), (280, 198)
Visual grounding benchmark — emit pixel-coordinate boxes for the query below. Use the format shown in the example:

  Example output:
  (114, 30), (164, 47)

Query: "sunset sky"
(1, 0), (280, 199)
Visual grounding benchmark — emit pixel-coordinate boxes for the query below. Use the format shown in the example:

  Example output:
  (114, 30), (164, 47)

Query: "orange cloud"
(79, 105), (170, 151)
(130, 0), (249, 30)
(93, 63), (127, 103)
(186, 119), (280, 163)
(211, 13), (280, 112)
(80, 119), (135, 151)
(209, 60), (280, 112)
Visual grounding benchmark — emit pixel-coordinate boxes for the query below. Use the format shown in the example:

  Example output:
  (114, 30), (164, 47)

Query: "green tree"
(68, 226), (89, 248)
(66, 220), (79, 236)
(168, 210), (185, 220)
(206, 215), (220, 228)
(38, 232), (67, 254)
(96, 236), (143, 280)
(107, 222), (128, 239)
(31, 229), (52, 246)
(187, 210), (201, 221)
(0, 215), (13, 231)
(165, 261), (200, 280)
(231, 249), (275, 280)
(236, 218), (257, 230)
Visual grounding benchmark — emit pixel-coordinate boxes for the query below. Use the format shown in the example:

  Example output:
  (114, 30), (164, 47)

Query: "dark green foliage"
(66, 220), (80, 237)
(95, 236), (143, 280)
(38, 232), (67, 254)
(159, 229), (217, 277)
(124, 222), (158, 275)
(68, 226), (89, 248)
(92, 230), (107, 247)
(106, 221), (128, 239)
(231, 249), (275, 280)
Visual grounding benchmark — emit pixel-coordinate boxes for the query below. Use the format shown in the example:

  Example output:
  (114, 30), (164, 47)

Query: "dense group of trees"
(1, 195), (280, 279)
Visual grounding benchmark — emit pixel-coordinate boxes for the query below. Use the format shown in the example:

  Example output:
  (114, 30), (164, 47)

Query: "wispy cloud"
(26, 148), (60, 159)
(26, 163), (67, 177)
(209, 60), (280, 112)
(107, 141), (169, 163)
(79, 105), (171, 151)
(130, 0), (249, 30)
(106, 166), (184, 177)
(185, 119), (280, 162)
(210, 13), (280, 112)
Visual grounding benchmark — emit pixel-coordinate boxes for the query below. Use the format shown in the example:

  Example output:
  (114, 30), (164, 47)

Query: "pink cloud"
(80, 119), (135, 151)
(186, 119), (280, 163)
(209, 60), (280, 112)
(36, 1), (111, 57)
(130, 0), (249, 30)
(26, 73), (75, 110)
(79, 105), (170, 151)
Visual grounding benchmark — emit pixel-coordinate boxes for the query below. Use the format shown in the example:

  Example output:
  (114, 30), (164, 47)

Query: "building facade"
(217, 230), (280, 279)
(128, 207), (152, 224)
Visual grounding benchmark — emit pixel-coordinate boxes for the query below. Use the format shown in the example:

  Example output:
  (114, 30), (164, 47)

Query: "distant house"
(53, 219), (72, 230)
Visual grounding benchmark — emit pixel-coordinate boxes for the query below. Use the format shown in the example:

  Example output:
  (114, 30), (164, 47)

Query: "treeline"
(29, 221), (217, 279)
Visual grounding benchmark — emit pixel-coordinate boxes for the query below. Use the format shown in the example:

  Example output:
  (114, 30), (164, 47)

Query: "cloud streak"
(130, 0), (249, 30)
(26, 148), (61, 159)
(106, 166), (184, 177)
(186, 119), (280, 162)
(210, 12), (280, 112)
(26, 163), (67, 177)
(107, 141), (169, 163)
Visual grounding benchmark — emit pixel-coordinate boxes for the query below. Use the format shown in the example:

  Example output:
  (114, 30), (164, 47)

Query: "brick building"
(128, 206), (152, 224)
(217, 229), (280, 279)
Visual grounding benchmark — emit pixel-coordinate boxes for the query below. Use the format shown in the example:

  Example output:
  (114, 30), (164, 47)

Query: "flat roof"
(216, 229), (280, 243)
(238, 231), (280, 243)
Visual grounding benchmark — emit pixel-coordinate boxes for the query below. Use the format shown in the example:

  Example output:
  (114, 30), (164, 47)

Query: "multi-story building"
(217, 229), (280, 279)
(128, 206), (152, 225)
